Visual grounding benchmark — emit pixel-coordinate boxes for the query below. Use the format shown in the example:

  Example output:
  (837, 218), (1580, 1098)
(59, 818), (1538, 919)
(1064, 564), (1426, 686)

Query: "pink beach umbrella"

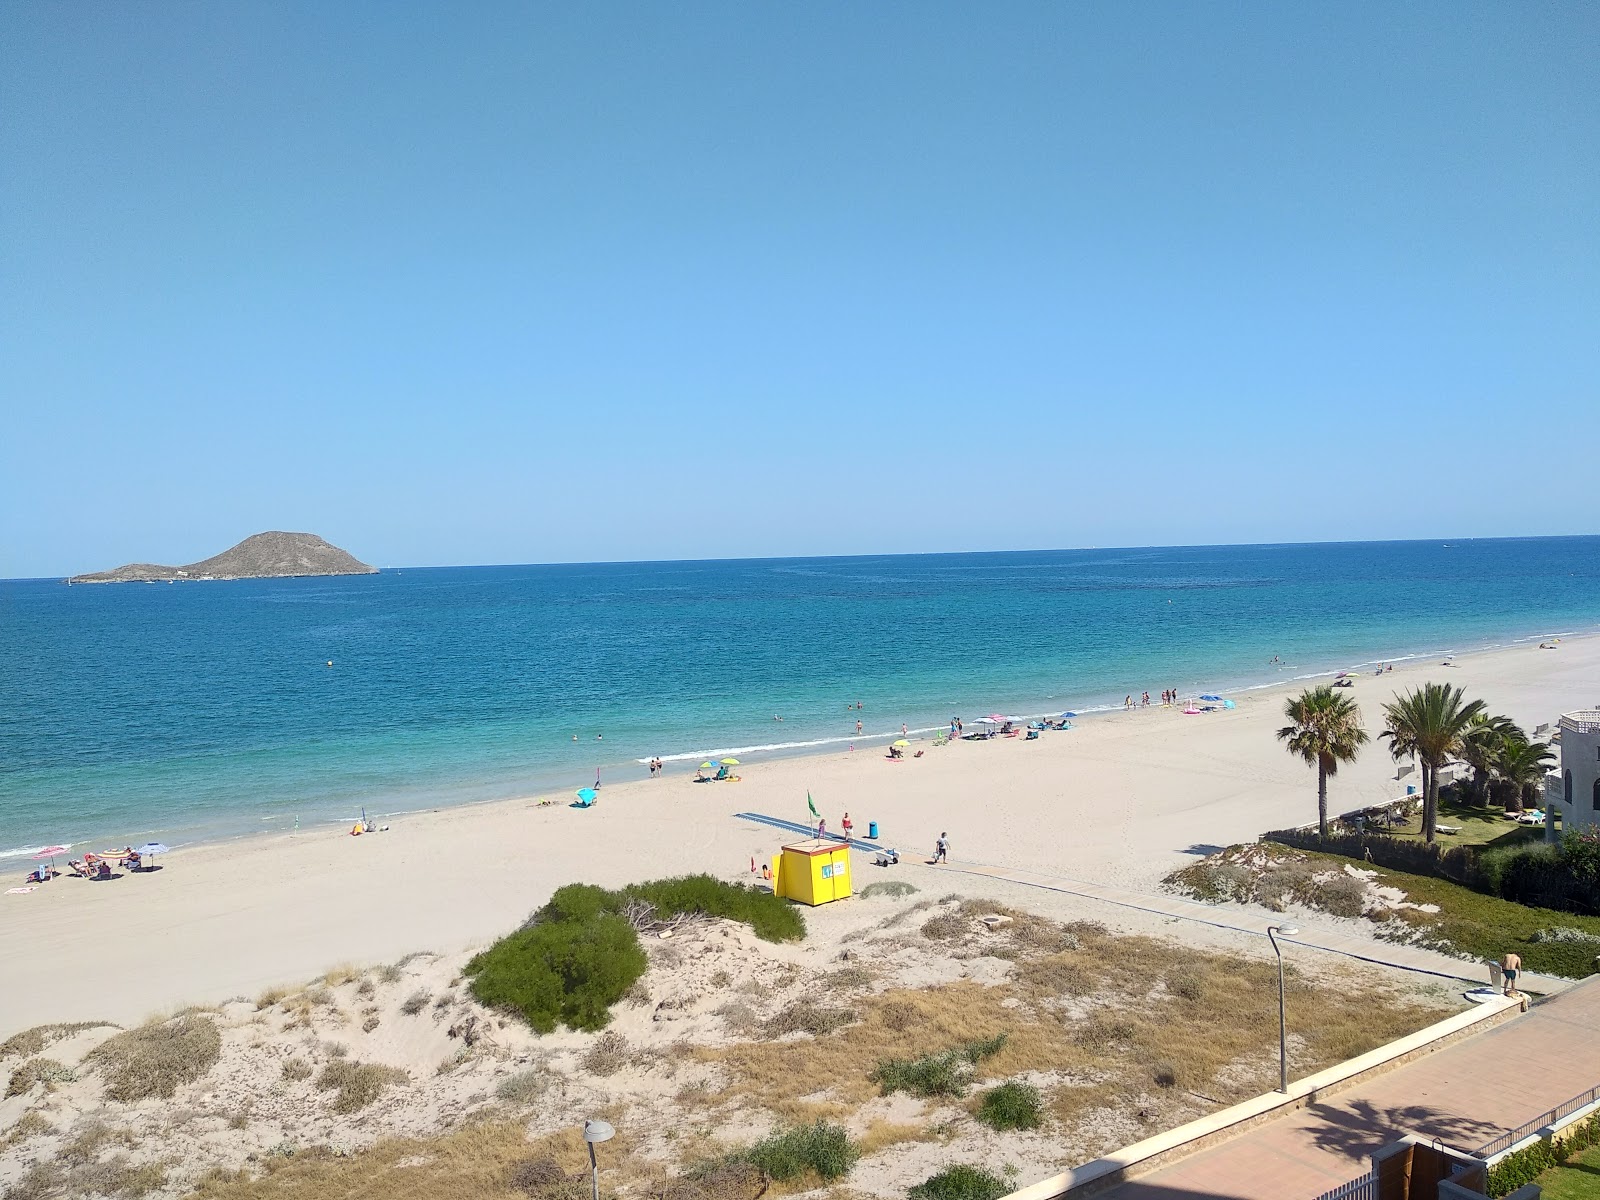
(33, 845), (68, 875)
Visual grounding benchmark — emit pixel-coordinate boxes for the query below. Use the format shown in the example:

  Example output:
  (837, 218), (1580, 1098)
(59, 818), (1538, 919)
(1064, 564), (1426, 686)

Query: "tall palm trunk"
(1317, 759), (1329, 843)
(1422, 759), (1438, 843)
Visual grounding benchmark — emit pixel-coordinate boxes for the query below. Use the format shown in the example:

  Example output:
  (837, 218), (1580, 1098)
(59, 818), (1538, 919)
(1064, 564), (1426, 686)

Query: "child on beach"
(932, 832), (948, 863)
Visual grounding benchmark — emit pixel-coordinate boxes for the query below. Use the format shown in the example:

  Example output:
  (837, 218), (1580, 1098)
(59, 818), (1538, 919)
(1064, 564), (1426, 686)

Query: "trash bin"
(868, 821), (879, 839)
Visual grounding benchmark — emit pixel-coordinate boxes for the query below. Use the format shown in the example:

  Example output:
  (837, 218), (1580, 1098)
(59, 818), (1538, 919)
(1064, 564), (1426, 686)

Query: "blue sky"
(3, 2), (1595, 576)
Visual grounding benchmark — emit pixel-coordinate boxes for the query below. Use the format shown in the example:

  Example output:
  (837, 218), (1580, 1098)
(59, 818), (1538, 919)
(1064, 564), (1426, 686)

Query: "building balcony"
(1559, 710), (1600, 735)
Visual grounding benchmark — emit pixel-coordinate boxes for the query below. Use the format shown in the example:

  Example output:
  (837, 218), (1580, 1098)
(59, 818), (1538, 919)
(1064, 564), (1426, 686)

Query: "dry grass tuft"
(321, 964), (365, 988)
(185, 1118), (656, 1200)
(920, 912), (969, 940)
(0, 1110), (55, 1150)
(316, 1059), (409, 1113)
(5, 1056), (75, 1097)
(0, 1021), (113, 1060)
(88, 1014), (222, 1102)
(761, 1001), (857, 1039)
(401, 990), (431, 1016)
(496, 1067), (549, 1105)
(825, 965), (875, 990)
(580, 1031), (632, 1077)
(281, 1057), (313, 1082)
(255, 985), (293, 1010)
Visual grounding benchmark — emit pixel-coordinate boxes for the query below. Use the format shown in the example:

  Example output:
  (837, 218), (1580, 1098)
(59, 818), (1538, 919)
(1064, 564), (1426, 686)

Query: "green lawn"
(1375, 797), (1552, 850)
(1170, 844), (1600, 979)
(1531, 1141), (1600, 1199)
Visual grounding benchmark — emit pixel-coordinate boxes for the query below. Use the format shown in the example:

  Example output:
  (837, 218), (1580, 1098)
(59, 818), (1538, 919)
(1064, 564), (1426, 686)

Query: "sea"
(3, 537), (1598, 858)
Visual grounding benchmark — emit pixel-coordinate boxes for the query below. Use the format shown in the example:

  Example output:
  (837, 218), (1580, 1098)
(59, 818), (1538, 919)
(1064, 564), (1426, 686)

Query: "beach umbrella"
(1060, 712), (1077, 719)
(134, 843), (170, 857)
(892, 739), (910, 748)
(720, 758), (740, 766)
(699, 762), (715, 771)
(986, 713), (1008, 722)
(576, 787), (598, 804)
(1199, 694), (1224, 702)
(33, 845), (67, 872)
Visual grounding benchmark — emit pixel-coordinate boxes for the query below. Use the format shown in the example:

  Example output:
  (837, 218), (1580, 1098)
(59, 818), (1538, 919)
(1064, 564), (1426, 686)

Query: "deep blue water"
(3, 537), (1597, 855)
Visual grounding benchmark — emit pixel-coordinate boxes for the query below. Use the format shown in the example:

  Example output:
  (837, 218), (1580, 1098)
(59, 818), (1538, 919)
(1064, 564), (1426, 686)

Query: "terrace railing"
(1312, 1170), (1375, 1200)
(1471, 1080), (1600, 1160)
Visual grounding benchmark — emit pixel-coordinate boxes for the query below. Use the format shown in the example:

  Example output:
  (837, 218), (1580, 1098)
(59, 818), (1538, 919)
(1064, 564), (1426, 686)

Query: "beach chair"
(1024, 729), (1040, 740)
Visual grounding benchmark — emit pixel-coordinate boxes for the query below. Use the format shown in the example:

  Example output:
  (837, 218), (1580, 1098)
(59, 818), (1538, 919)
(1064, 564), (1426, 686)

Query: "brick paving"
(1094, 976), (1600, 1199)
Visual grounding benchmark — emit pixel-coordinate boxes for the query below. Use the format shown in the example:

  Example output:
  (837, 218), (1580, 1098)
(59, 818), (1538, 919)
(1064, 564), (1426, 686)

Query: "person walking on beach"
(1502, 951), (1522, 996)
(856, 719), (864, 736)
(841, 812), (853, 843)
(901, 723), (908, 736)
(932, 832), (949, 863)
(1141, 691), (1150, 707)
(817, 817), (828, 841)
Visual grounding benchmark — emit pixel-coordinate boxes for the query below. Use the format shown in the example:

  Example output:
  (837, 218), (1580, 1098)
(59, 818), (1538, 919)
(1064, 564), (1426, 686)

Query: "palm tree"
(1278, 686), (1370, 842)
(1381, 683), (1485, 844)
(1492, 733), (1556, 813)
(1458, 713), (1522, 809)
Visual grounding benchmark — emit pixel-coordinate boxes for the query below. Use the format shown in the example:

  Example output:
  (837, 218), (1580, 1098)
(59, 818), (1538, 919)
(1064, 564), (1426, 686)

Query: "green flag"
(807, 792), (819, 820)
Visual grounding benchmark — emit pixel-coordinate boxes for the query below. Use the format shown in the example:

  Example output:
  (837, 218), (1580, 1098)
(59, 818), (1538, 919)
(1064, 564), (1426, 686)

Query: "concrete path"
(943, 859), (1573, 995)
(1091, 976), (1600, 1199)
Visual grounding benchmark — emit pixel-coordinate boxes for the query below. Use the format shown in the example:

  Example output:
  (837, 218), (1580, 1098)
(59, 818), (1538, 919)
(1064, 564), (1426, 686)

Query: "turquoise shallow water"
(2, 537), (1597, 855)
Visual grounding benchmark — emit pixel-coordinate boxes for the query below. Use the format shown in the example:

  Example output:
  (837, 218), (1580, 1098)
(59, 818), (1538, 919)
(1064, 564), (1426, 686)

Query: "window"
(1565, 770), (1573, 803)
(1594, 777), (1600, 811)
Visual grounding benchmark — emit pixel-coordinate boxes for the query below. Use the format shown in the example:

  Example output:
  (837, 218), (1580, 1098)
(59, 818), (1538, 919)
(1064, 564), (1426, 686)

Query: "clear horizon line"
(10, 530), (1598, 584)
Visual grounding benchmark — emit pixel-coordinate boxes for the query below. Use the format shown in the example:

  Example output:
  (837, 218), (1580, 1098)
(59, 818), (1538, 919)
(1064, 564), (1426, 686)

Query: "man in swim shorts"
(1502, 952), (1522, 996)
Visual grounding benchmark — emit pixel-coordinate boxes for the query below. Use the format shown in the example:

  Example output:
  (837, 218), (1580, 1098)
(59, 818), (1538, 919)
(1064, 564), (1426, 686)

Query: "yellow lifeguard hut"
(771, 839), (853, 906)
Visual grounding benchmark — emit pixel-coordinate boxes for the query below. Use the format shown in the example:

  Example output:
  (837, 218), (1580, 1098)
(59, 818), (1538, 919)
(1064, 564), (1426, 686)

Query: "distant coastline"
(67, 531), (376, 584)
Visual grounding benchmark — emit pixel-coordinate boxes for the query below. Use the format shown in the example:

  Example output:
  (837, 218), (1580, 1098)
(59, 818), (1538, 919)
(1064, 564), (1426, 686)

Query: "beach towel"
(6, 886), (38, 894)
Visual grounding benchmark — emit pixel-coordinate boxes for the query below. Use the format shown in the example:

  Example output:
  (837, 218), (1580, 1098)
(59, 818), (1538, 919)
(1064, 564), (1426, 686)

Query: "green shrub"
(88, 1015), (222, 1102)
(976, 1080), (1043, 1131)
(1487, 1112), (1600, 1197)
(468, 912), (646, 1033)
(621, 876), (805, 943)
(475, 875), (806, 1034)
(737, 1121), (858, 1182)
(5, 1057), (75, 1098)
(871, 1036), (1008, 1098)
(909, 1164), (1011, 1200)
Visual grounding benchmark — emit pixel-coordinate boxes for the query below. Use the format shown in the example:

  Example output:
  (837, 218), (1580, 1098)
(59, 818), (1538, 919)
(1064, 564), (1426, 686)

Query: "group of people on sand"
(25, 846), (148, 884)
(1125, 689), (1179, 709)
(647, 757), (664, 776)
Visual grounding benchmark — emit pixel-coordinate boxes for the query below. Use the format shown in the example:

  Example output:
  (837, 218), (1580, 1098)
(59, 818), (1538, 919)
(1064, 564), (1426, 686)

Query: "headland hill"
(66, 531), (377, 584)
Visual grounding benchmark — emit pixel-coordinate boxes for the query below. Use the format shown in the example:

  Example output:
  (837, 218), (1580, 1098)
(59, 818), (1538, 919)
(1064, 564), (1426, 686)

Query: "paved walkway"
(944, 860), (1572, 995)
(1092, 976), (1600, 1199)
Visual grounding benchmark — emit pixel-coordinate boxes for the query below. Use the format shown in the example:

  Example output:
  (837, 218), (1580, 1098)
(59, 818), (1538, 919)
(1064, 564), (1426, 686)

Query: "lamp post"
(583, 1119), (615, 1200)
(1266, 925), (1298, 1093)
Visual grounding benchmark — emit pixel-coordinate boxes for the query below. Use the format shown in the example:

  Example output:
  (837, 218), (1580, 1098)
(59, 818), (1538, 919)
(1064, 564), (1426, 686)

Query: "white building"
(1546, 710), (1600, 839)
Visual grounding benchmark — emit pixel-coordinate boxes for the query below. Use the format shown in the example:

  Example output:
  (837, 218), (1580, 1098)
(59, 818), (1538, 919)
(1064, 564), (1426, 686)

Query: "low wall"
(999, 995), (1524, 1200)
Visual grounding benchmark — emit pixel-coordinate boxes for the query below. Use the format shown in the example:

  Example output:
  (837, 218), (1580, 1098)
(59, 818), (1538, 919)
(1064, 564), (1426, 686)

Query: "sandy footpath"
(1, 634), (1595, 1038)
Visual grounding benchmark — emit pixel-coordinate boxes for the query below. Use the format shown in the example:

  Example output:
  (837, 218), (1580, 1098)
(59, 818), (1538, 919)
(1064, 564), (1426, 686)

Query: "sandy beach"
(2, 634), (1596, 1039)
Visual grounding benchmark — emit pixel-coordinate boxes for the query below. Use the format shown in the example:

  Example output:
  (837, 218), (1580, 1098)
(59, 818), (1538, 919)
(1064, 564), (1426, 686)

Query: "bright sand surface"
(2, 635), (1596, 1038)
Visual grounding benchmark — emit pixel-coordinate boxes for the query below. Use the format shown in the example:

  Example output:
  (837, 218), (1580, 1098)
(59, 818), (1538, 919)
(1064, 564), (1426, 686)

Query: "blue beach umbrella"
(1199, 695), (1224, 702)
(575, 788), (598, 805)
(1060, 712), (1077, 719)
(134, 843), (170, 856)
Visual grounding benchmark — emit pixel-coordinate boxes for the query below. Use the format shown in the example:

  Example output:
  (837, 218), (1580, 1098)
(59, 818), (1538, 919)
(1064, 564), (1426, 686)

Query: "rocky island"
(68, 531), (378, 584)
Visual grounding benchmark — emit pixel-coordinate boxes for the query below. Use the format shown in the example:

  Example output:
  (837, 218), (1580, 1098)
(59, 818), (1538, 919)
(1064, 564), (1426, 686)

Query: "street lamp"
(583, 1119), (615, 1200)
(1266, 925), (1299, 1093)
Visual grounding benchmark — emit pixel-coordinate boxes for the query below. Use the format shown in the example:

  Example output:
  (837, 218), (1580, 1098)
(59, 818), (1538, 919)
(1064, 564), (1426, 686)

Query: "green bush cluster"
(469, 876), (805, 1033)
(1488, 1113), (1600, 1197)
(467, 908), (646, 1033)
(908, 1164), (1012, 1200)
(976, 1080), (1044, 1131)
(736, 1120), (858, 1182)
(870, 1035), (1008, 1098)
